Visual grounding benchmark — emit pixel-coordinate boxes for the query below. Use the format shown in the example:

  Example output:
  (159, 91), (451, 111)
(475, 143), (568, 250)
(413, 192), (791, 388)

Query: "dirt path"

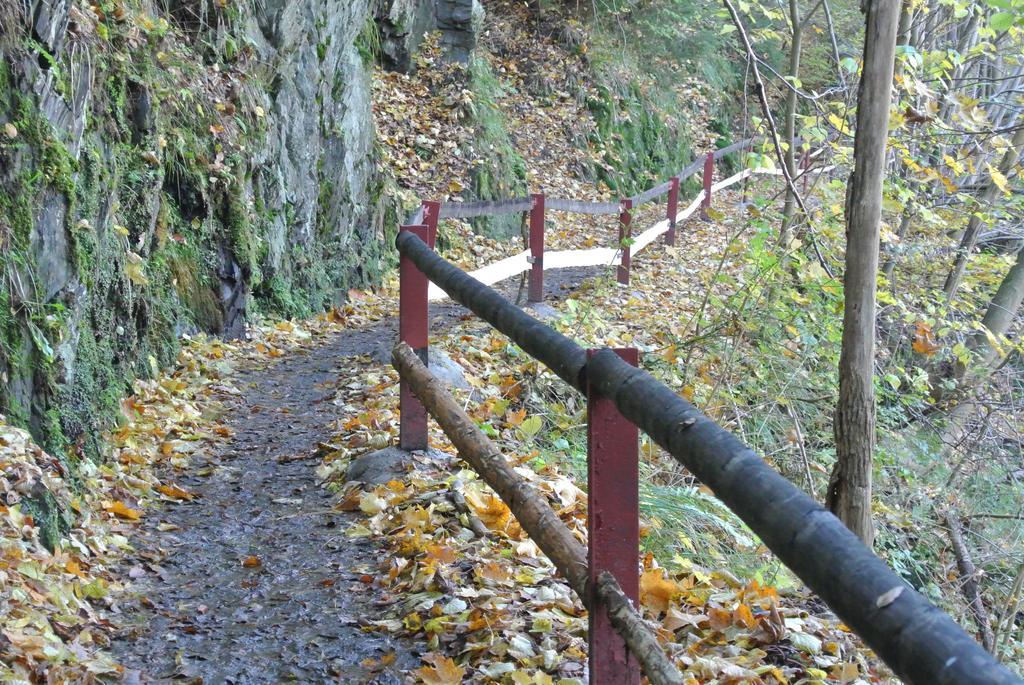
(108, 267), (603, 684)
(110, 329), (417, 684)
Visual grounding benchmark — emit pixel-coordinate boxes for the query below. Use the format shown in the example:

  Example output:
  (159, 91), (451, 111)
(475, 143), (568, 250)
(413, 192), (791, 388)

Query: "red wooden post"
(399, 224), (430, 451)
(664, 176), (680, 246)
(617, 198), (632, 285)
(528, 193), (545, 303)
(421, 200), (441, 249)
(700, 151), (714, 220)
(587, 348), (640, 685)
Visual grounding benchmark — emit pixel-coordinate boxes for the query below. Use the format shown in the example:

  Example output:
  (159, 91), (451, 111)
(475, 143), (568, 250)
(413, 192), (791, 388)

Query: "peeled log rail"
(394, 231), (1022, 685)
(391, 342), (684, 685)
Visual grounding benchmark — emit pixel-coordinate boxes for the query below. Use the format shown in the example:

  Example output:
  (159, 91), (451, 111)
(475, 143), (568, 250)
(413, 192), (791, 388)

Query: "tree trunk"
(945, 511), (996, 653)
(827, 0), (900, 547)
(779, 0), (803, 244)
(938, 246), (1024, 459)
(955, 244), (1024, 385)
(880, 209), (912, 282)
(943, 125), (1024, 301)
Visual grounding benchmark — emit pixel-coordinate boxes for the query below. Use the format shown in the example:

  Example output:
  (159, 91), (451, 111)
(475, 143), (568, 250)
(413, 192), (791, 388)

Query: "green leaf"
(517, 415), (543, 440)
(27, 321), (54, 363)
(989, 12), (1016, 31)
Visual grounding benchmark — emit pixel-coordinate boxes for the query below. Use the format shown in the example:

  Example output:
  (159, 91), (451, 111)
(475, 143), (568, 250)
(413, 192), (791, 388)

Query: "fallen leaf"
(104, 500), (142, 520)
(640, 568), (680, 614)
(415, 654), (466, 685)
(156, 483), (194, 501)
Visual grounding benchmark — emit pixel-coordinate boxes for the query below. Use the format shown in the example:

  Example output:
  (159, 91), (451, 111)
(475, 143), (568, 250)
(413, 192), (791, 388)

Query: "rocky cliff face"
(0, 0), (488, 456)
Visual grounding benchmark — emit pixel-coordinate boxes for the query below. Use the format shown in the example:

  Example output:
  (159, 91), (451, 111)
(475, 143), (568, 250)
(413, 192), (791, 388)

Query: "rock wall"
(375, 0), (483, 71)
(0, 0), (404, 457)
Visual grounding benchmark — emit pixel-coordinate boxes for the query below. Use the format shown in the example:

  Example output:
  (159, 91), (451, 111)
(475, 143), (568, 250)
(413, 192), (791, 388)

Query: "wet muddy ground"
(109, 267), (604, 684)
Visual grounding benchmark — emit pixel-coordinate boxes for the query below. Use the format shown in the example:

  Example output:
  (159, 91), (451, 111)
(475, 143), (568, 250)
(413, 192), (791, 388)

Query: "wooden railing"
(405, 138), (797, 302)
(389, 144), (1021, 684)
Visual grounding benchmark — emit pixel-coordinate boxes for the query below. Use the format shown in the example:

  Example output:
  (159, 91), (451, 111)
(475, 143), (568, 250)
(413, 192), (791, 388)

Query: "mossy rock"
(20, 485), (71, 553)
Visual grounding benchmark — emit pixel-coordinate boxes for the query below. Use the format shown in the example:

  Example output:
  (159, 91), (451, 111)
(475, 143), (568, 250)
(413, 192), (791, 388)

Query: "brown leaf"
(415, 654), (465, 685)
(912, 321), (939, 356)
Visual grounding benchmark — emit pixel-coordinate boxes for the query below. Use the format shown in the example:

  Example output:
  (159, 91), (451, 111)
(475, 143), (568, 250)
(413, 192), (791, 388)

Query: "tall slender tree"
(827, 0), (901, 547)
(943, 124), (1024, 301)
(940, 245), (1024, 462)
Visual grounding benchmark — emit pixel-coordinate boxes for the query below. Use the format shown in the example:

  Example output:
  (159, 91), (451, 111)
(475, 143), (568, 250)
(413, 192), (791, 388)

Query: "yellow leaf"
(465, 488), (512, 531)
(415, 654), (465, 685)
(404, 611), (423, 632)
(640, 568), (681, 614)
(425, 544), (457, 564)
(104, 500), (142, 520)
(988, 163), (1009, 194)
(242, 555), (262, 568)
(124, 253), (149, 286)
(828, 112), (851, 135)
(359, 491), (388, 515)
(156, 483), (194, 501)
(733, 602), (757, 629)
(980, 325), (1006, 357)
(476, 561), (512, 584)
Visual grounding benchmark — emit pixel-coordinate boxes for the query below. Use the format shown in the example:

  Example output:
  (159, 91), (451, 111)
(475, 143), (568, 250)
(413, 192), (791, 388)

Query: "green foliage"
(586, 81), (693, 196)
(356, 14), (383, 65)
(467, 57), (528, 238)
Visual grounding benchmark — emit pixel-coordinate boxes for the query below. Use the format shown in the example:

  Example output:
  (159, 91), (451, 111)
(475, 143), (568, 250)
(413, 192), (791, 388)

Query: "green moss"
(260, 275), (309, 319)
(14, 97), (78, 197)
(57, 323), (128, 460)
(167, 247), (223, 331)
(317, 35), (331, 63)
(466, 57), (528, 239)
(223, 181), (262, 287)
(356, 15), (383, 65)
(19, 491), (69, 552)
(40, 407), (69, 457)
(586, 82), (692, 196)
